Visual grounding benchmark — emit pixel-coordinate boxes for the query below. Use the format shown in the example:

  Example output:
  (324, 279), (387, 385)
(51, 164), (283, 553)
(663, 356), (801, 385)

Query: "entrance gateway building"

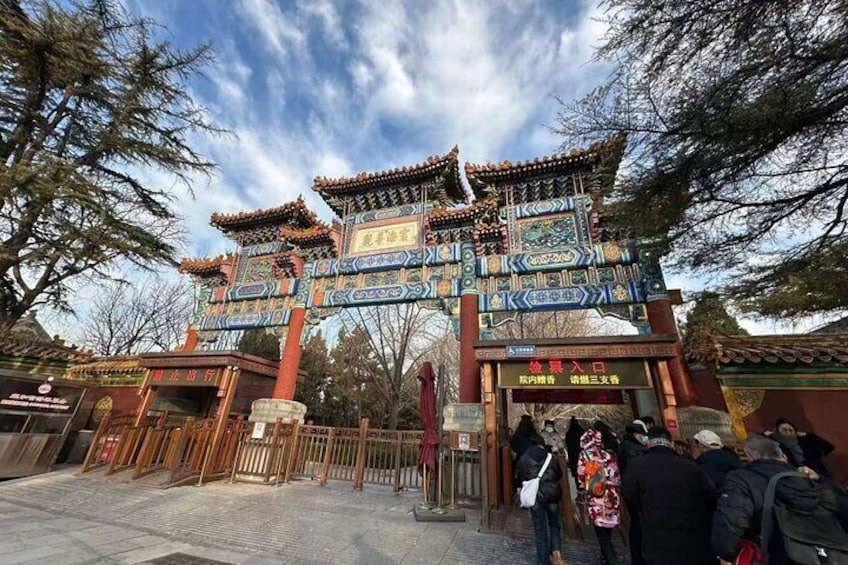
(177, 137), (704, 493)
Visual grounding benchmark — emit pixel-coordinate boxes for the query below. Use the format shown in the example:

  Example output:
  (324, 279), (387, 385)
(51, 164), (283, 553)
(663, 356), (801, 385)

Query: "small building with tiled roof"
(0, 314), (93, 477)
(688, 333), (848, 483)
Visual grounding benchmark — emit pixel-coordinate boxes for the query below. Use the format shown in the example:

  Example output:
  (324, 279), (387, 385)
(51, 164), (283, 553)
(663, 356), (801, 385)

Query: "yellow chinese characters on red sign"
(150, 367), (222, 387)
(499, 358), (649, 389)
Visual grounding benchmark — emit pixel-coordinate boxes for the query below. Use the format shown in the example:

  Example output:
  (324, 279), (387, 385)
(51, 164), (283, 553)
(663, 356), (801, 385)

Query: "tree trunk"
(387, 400), (401, 431)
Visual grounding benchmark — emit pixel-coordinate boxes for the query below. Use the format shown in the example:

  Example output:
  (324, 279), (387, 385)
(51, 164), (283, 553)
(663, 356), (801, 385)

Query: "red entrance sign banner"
(499, 358), (650, 389)
(511, 389), (625, 405)
(150, 367), (222, 387)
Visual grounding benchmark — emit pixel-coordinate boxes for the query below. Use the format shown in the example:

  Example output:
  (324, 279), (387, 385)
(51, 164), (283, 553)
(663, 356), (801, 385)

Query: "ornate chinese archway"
(178, 138), (697, 415)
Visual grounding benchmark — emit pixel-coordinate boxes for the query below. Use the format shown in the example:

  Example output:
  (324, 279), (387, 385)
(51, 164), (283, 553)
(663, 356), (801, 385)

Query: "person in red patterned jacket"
(578, 426), (622, 565)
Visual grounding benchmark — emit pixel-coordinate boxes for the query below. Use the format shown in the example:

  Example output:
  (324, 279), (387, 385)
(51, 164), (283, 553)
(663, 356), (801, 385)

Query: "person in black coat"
(517, 434), (566, 565)
(565, 416), (584, 481)
(712, 434), (848, 564)
(619, 422), (648, 565)
(693, 429), (742, 490)
(511, 414), (538, 459)
(622, 426), (718, 565)
(619, 422), (647, 477)
(768, 418), (835, 478)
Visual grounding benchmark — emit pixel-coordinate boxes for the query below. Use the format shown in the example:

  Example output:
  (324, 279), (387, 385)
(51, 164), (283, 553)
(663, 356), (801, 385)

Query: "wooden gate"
(82, 413), (247, 487)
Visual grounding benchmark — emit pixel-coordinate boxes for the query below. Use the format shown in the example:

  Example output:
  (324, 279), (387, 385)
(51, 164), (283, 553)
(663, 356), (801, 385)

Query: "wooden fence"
(82, 412), (482, 499)
(231, 419), (482, 500)
(231, 420), (425, 491)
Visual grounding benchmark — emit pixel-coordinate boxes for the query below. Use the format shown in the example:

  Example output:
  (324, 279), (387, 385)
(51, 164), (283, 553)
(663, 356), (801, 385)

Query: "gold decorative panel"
(349, 217), (419, 254)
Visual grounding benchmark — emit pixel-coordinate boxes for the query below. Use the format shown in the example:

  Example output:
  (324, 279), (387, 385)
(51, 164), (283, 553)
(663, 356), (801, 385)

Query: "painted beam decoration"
(180, 137), (669, 335)
(499, 358), (652, 389)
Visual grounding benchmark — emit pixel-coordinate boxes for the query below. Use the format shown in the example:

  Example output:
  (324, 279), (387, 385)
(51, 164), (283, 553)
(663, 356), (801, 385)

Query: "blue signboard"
(506, 345), (537, 358)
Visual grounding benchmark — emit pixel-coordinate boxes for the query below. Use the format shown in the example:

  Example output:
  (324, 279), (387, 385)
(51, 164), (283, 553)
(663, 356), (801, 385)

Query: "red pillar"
(182, 327), (199, 352)
(273, 307), (306, 400)
(459, 293), (481, 403)
(647, 298), (698, 406)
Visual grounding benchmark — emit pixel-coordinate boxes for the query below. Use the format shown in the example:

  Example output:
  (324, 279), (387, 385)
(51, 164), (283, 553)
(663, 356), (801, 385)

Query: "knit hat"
(694, 429), (723, 449)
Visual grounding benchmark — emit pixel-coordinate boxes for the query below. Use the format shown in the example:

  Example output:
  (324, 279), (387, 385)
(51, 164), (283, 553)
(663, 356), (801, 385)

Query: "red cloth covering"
(417, 362), (439, 474)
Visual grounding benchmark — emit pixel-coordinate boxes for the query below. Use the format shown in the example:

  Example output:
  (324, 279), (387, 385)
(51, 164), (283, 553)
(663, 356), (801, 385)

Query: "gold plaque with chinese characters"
(349, 218), (419, 255)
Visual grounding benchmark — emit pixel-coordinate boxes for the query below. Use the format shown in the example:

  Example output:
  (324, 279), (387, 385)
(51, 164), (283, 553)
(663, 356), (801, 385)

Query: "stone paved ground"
(0, 467), (619, 564)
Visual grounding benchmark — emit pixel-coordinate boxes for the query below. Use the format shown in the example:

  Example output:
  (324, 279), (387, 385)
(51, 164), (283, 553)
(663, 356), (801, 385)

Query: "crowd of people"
(512, 415), (848, 565)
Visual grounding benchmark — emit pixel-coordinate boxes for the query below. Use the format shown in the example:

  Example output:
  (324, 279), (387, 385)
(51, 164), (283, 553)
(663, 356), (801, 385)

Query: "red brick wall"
(743, 389), (848, 484)
(231, 372), (275, 416)
(81, 385), (141, 428)
(690, 366), (728, 411)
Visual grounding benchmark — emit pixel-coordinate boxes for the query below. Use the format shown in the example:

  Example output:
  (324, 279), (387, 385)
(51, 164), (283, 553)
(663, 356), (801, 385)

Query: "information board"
(499, 358), (651, 389)
(0, 378), (83, 414)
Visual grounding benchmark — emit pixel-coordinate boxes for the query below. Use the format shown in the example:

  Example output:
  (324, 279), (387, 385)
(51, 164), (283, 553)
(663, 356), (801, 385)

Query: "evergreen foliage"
(238, 328), (280, 362)
(680, 291), (748, 351)
(0, 0), (220, 326)
(555, 0), (848, 318)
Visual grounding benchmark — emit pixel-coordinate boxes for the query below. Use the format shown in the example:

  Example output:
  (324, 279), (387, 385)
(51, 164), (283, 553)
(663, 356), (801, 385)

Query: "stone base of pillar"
(249, 398), (307, 424)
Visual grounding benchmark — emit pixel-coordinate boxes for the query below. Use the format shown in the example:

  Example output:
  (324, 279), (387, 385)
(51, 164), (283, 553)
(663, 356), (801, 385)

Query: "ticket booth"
(474, 335), (681, 531)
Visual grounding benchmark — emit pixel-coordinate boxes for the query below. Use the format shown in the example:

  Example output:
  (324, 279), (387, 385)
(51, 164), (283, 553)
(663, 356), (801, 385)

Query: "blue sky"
(45, 0), (828, 336)
(123, 0), (608, 256)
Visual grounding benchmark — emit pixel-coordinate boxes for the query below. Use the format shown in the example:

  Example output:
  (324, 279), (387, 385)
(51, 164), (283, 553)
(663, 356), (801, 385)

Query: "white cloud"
(345, 0), (608, 161)
(237, 0), (306, 59)
(45, 0), (829, 341)
(297, 0), (347, 49)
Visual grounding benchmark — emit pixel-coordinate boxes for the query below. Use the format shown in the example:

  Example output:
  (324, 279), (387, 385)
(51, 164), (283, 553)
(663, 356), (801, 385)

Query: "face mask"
(545, 426), (554, 433)
(638, 435), (648, 445)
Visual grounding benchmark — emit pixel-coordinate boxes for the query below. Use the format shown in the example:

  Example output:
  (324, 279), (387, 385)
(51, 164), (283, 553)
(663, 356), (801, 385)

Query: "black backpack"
(761, 472), (848, 564)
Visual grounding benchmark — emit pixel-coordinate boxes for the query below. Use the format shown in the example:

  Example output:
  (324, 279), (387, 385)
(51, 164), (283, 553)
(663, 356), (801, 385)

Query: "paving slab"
(0, 466), (620, 564)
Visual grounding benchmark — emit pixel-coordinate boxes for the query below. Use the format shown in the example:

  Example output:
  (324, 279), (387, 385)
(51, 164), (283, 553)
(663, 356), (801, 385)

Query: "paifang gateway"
(177, 136), (697, 407)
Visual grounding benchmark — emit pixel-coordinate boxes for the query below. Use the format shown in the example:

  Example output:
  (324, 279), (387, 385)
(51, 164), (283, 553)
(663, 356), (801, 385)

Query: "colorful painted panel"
(364, 270), (400, 286)
(323, 280), (462, 307)
(239, 255), (275, 283)
(209, 280), (297, 303)
(196, 309), (291, 330)
(308, 244), (462, 278)
(545, 273), (562, 288)
(479, 281), (644, 312)
(477, 242), (637, 277)
(508, 196), (589, 219)
(571, 270), (588, 285)
(597, 267), (617, 283)
(349, 217), (419, 255)
(518, 213), (579, 252)
(243, 241), (288, 257)
(349, 204), (423, 225)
